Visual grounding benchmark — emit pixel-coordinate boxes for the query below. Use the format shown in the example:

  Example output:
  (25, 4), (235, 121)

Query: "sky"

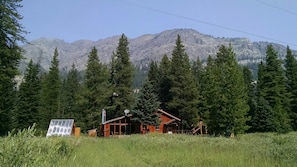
(19, 0), (297, 49)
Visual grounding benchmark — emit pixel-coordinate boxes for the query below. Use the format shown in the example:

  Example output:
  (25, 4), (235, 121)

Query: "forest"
(1, 33), (297, 136)
(1, 0), (297, 136)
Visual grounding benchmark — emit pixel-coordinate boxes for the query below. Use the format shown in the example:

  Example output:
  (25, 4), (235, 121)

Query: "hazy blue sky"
(19, 0), (297, 49)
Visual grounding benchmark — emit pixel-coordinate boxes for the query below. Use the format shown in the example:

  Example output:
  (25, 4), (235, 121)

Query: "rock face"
(20, 28), (296, 72)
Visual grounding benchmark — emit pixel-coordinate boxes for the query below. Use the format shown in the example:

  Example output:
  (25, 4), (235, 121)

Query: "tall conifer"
(251, 62), (274, 132)
(192, 57), (204, 89)
(243, 66), (257, 132)
(200, 56), (220, 133)
(0, 0), (27, 135)
(39, 48), (61, 129)
(79, 47), (111, 130)
(158, 54), (171, 111)
(204, 45), (250, 135)
(60, 64), (81, 119)
(284, 46), (297, 130)
(109, 34), (134, 117)
(147, 60), (160, 96)
(168, 35), (199, 128)
(258, 45), (291, 133)
(16, 60), (41, 129)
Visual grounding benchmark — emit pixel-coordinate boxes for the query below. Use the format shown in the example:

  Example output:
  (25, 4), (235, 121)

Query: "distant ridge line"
(20, 29), (297, 72)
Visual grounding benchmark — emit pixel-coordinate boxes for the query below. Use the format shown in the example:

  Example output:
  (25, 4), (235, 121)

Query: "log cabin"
(99, 109), (182, 137)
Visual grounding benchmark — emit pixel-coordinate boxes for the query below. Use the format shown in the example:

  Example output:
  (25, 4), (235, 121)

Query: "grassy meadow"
(2, 128), (297, 167)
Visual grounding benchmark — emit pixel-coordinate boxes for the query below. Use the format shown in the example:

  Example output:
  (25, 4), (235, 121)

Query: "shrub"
(0, 124), (75, 167)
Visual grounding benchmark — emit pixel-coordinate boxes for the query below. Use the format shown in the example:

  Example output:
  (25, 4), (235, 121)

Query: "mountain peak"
(32, 37), (66, 44)
(20, 29), (297, 72)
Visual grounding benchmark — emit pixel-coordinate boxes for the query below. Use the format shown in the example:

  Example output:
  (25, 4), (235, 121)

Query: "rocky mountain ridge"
(20, 29), (297, 72)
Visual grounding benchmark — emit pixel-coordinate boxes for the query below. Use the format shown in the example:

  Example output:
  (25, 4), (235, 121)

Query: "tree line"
(14, 34), (136, 132)
(2, 34), (296, 135)
(1, 0), (297, 136)
(142, 36), (297, 135)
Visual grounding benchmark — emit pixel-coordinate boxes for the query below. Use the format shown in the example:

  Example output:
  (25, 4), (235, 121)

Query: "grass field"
(2, 128), (297, 167)
(58, 133), (297, 167)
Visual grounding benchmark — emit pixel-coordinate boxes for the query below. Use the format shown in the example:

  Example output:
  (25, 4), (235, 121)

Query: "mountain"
(20, 29), (297, 72)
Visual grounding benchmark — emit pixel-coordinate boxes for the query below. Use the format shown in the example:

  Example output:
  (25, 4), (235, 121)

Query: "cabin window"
(142, 125), (147, 130)
(110, 125), (114, 135)
(155, 126), (160, 131)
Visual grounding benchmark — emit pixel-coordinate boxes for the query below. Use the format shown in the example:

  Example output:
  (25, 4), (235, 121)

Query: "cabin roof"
(102, 109), (181, 125)
(102, 114), (132, 125)
(164, 119), (180, 125)
(157, 109), (181, 121)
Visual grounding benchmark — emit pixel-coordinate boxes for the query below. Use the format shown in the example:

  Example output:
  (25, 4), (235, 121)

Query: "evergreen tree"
(243, 66), (257, 132)
(192, 57), (205, 124)
(109, 34), (134, 118)
(79, 47), (111, 130)
(147, 60), (160, 95)
(243, 66), (254, 98)
(251, 61), (275, 132)
(132, 79), (160, 126)
(60, 64), (81, 119)
(16, 60), (41, 129)
(0, 0), (27, 135)
(168, 35), (199, 128)
(39, 48), (61, 129)
(199, 56), (220, 133)
(219, 45), (250, 134)
(192, 57), (204, 89)
(256, 61), (266, 103)
(252, 96), (274, 132)
(284, 46), (297, 130)
(206, 45), (250, 135)
(258, 45), (291, 133)
(158, 54), (171, 111)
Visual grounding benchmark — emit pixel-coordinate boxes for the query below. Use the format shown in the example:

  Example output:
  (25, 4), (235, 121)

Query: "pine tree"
(243, 66), (257, 132)
(192, 57), (206, 123)
(252, 96), (274, 132)
(60, 64), (81, 119)
(251, 61), (275, 132)
(258, 45), (291, 133)
(243, 66), (254, 99)
(158, 54), (171, 111)
(200, 56), (220, 133)
(109, 34), (134, 118)
(39, 48), (61, 130)
(147, 60), (160, 95)
(284, 46), (297, 130)
(132, 79), (160, 126)
(206, 45), (250, 135)
(0, 0), (27, 135)
(256, 61), (266, 101)
(219, 45), (250, 134)
(168, 35), (199, 128)
(192, 57), (204, 89)
(16, 60), (41, 129)
(79, 47), (111, 130)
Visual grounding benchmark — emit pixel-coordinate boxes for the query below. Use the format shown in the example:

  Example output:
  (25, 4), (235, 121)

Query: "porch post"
(113, 124), (115, 136)
(119, 119), (121, 135)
